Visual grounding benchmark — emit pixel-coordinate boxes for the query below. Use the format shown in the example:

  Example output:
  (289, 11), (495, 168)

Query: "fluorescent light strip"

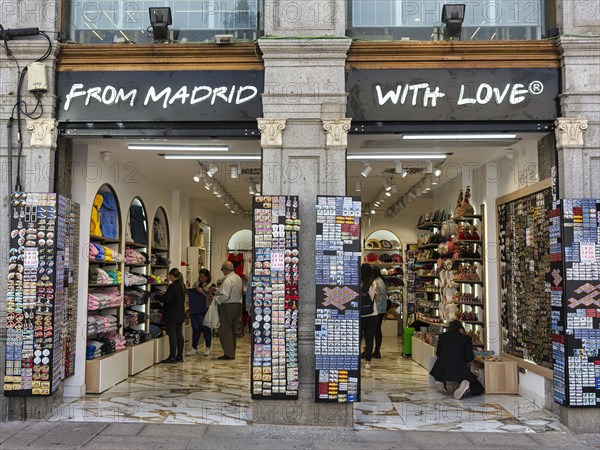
(348, 154), (447, 160)
(163, 154), (260, 160)
(130, 144), (229, 151)
(403, 134), (517, 140)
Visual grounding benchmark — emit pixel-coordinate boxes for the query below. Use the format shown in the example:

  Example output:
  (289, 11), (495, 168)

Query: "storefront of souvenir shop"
(2, 3), (600, 433)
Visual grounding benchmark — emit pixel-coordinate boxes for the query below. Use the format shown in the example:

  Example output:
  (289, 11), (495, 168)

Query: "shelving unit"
(124, 197), (153, 376)
(151, 207), (171, 361)
(86, 184), (128, 394)
(412, 201), (487, 354)
(363, 230), (406, 334)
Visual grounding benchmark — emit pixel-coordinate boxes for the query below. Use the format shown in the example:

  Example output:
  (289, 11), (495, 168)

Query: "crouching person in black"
(430, 320), (484, 399)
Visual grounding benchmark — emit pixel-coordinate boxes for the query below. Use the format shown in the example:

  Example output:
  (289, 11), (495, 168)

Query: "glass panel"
(65, 0), (262, 44)
(349, 0), (554, 41)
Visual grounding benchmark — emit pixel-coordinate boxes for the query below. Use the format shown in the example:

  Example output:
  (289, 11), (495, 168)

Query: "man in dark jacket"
(429, 320), (484, 399)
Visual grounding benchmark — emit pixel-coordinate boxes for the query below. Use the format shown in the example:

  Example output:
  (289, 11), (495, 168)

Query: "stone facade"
(1, 0), (600, 431)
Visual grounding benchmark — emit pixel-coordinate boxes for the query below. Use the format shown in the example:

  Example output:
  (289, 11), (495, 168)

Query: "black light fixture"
(441, 4), (465, 40)
(149, 7), (172, 43)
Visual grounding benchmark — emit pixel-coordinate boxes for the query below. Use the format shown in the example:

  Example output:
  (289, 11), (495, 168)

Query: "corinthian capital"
(555, 117), (588, 148)
(258, 119), (286, 148)
(322, 119), (351, 149)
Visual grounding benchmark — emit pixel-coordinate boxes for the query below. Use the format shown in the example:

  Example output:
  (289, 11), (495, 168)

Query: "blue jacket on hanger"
(99, 191), (118, 239)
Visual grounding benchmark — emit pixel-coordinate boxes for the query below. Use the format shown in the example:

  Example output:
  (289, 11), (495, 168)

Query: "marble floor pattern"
(51, 335), (565, 433)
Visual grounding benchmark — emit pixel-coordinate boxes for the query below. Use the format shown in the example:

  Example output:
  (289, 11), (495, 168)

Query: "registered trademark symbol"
(529, 81), (544, 95)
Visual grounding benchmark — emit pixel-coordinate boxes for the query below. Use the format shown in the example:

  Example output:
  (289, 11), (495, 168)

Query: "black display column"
(550, 199), (600, 408)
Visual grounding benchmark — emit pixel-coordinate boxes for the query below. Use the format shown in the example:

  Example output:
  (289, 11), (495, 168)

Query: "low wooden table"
(474, 358), (519, 394)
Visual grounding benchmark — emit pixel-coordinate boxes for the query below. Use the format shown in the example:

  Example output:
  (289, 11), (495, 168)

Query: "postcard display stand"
(4, 193), (80, 396)
(550, 199), (600, 407)
(315, 196), (362, 403)
(251, 196), (301, 399)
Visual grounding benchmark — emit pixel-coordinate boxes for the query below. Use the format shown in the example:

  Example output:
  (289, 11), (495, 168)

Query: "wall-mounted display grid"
(315, 196), (362, 403)
(497, 185), (553, 368)
(251, 196), (301, 399)
(550, 199), (600, 407)
(4, 193), (80, 396)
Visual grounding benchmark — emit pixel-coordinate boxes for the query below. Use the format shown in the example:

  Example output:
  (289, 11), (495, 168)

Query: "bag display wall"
(550, 199), (600, 407)
(314, 196), (362, 403)
(4, 193), (80, 396)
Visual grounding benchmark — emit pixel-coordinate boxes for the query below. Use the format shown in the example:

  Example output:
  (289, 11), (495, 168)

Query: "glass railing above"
(64, 0), (262, 44)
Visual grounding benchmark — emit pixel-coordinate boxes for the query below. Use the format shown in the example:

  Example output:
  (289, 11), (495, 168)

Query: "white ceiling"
(83, 131), (546, 216)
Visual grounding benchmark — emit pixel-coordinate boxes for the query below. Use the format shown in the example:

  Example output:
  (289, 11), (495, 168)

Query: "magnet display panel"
(251, 196), (300, 399)
(550, 199), (600, 407)
(315, 196), (362, 403)
(4, 193), (80, 396)
(498, 187), (553, 368)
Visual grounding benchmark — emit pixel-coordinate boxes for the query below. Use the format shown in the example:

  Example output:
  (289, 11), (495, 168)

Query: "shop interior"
(52, 132), (562, 431)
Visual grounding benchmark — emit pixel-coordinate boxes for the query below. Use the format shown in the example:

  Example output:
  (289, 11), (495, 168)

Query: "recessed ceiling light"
(402, 134), (517, 140)
(129, 144), (228, 151)
(349, 154), (447, 160)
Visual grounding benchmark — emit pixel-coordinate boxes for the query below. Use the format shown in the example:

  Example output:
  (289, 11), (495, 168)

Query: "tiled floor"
(50, 336), (564, 433)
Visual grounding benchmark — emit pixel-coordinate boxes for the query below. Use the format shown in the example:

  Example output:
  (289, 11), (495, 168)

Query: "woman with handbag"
(187, 269), (213, 357)
(159, 268), (186, 364)
(360, 263), (379, 369)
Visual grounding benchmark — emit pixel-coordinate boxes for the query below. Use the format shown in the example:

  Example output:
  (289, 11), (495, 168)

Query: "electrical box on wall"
(27, 62), (48, 92)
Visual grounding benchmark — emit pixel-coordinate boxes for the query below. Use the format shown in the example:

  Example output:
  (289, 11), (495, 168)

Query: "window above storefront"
(63, 0), (262, 44)
(348, 0), (556, 41)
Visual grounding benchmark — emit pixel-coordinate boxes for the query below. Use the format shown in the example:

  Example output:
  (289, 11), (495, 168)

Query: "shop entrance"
(345, 131), (563, 432)
(52, 137), (260, 424)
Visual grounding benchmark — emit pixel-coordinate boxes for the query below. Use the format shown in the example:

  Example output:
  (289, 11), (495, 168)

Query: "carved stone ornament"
(322, 119), (351, 148)
(257, 119), (286, 147)
(26, 119), (57, 148)
(555, 117), (588, 148)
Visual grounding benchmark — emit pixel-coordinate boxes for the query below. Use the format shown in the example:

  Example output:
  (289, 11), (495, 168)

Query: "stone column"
(555, 1), (600, 428)
(254, 36), (352, 426)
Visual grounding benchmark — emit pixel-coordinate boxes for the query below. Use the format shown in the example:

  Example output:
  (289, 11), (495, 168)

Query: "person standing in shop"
(429, 320), (484, 399)
(187, 268), (213, 357)
(159, 268), (186, 364)
(210, 261), (243, 360)
(360, 263), (379, 369)
(372, 266), (388, 359)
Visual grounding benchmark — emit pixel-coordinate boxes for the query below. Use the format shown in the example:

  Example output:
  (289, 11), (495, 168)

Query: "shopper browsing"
(210, 261), (243, 360)
(372, 266), (388, 359)
(360, 263), (379, 369)
(187, 268), (213, 357)
(159, 268), (186, 364)
(429, 320), (484, 399)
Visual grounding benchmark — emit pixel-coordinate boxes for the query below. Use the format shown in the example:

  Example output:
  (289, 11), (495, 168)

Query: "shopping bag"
(203, 301), (220, 329)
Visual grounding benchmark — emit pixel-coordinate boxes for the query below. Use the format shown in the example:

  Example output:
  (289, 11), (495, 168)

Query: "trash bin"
(402, 327), (415, 356)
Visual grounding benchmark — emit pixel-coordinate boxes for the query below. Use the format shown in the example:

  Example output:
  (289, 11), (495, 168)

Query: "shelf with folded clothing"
(125, 242), (148, 249)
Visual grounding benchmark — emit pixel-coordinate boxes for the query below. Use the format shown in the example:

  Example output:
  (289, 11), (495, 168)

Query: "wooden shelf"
(364, 248), (402, 251)
(89, 260), (119, 265)
(88, 305), (121, 312)
(126, 283), (149, 287)
(455, 302), (484, 307)
(125, 263), (147, 267)
(151, 264), (169, 269)
(453, 240), (482, 245)
(90, 235), (120, 244)
(451, 258), (482, 263)
(451, 215), (482, 222)
(416, 274), (438, 278)
(453, 280), (483, 285)
(126, 242), (148, 248)
(416, 221), (442, 230)
(415, 259), (438, 263)
(417, 243), (439, 249)
(152, 246), (169, 252)
(88, 283), (120, 288)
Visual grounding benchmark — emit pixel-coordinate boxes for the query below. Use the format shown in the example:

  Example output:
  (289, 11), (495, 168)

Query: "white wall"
(363, 212), (423, 247)
(65, 142), (185, 397)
